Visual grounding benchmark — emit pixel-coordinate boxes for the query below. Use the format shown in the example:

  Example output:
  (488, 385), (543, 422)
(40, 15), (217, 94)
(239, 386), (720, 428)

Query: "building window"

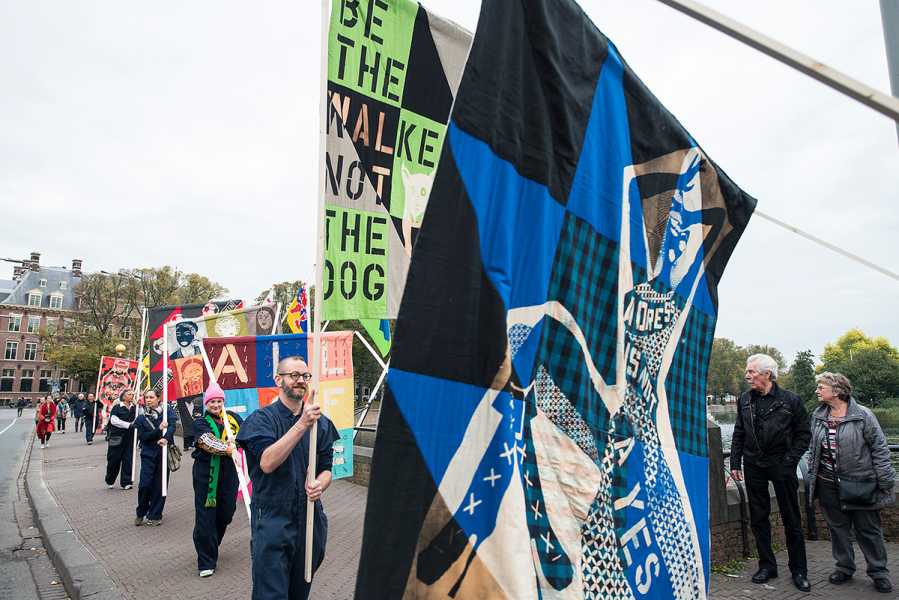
(39, 370), (52, 392)
(7, 314), (21, 332)
(45, 318), (57, 335)
(49, 294), (63, 309)
(27, 316), (40, 334)
(0, 369), (13, 392)
(20, 369), (34, 392)
(41, 343), (48, 361)
(28, 292), (41, 307)
(24, 342), (37, 361)
(60, 281), (68, 290)
(39, 278), (47, 288)
(4, 341), (17, 360)
(121, 326), (132, 340)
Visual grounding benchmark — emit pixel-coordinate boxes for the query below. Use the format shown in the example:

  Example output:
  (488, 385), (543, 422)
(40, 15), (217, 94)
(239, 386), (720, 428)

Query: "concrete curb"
(24, 437), (124, 600)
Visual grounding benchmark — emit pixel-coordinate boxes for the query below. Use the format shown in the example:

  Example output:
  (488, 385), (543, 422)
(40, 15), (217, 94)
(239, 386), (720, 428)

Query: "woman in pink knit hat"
(191, 380), (243, 578)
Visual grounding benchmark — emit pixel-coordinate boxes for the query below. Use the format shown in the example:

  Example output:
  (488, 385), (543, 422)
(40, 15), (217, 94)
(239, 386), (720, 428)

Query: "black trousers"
(137, 452), (166, 520)
(105, 437), (133, 487)
(73, 415), (83, 432)
(745, 461), (807, 575)
(192, 460), (238, 571)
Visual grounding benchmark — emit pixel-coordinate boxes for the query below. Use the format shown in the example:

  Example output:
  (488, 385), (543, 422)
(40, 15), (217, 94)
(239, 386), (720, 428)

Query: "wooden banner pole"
(131, 307), (148, 482)
(306, 0), (331, 583)
(161, 324), (169, 496)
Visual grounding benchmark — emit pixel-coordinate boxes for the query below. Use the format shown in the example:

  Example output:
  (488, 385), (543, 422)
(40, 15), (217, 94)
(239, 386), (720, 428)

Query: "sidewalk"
(710, 537), (899, 599)
(32, 429), (899, 599)
(35, 428), (364, 599)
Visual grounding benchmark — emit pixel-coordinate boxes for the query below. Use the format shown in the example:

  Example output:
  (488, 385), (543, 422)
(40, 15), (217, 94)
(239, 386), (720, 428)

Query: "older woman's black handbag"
(837, 476), (877, 505)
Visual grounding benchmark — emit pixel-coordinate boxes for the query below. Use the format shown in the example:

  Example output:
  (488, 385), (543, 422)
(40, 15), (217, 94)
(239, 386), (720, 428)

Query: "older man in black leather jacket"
(730, 353), (812, 592)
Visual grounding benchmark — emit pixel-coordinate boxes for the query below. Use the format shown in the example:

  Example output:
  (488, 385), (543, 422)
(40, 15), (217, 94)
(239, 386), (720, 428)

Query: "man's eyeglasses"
(278, 371), (312, 382)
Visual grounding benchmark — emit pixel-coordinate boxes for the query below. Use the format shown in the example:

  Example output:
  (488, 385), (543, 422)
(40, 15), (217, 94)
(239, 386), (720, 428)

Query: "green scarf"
(204, 415), (223, 508)
(203, 412), (240, 508)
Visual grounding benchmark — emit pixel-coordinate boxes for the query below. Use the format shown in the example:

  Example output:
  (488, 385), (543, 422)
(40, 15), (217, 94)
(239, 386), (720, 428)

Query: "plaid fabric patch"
(521, 399), (574, 590)
(539, 317), (610, 455)
(663, 303), (715, 457)
(545, 212), (619, 385)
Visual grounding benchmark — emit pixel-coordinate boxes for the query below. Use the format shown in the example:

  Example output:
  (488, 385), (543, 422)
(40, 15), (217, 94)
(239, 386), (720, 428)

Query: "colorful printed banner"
(146, 300), (243, 397)
(285, 285), (309, 334)
(95, 355), (139, 415)
(200, 332), (355, 480)
(164, 304), (280, 401)
(355, 1), (756, 598)
(322, 0), (472, 320)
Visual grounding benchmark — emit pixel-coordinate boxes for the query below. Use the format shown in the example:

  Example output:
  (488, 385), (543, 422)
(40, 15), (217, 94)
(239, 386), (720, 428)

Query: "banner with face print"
(200, 332), (355, 480)
(163, 304), (281, 401)
(355, 1), (756, 598)
(322, 0), (471, 320)
(147, 300), (244, 398)
(95, 355), (139, 414)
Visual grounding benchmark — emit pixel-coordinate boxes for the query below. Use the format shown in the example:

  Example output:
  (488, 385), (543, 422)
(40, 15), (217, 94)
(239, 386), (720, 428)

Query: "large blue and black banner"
(357, 1), (755, 598)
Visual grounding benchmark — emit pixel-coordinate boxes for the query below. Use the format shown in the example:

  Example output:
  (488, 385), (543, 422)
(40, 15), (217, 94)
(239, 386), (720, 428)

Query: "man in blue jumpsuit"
(237, 355), (339, 600)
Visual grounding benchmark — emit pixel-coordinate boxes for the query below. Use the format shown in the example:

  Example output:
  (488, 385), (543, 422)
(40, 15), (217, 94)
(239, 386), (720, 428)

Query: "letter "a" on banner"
(214, 344), (249, 384)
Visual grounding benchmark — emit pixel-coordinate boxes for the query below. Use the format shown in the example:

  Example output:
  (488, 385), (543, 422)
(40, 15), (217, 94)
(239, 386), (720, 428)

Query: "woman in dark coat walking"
(134, 390), (176, 526)
(191, 381), (243, 577)
(806, 372), (896, 594)
(105, 389), (136, 489)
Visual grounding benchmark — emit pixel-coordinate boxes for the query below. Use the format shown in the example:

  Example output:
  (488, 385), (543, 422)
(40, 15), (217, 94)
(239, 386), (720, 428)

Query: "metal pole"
(352, 359), (389, 442)
(882, 0), (899, 140)
(656, 0), (899, 123)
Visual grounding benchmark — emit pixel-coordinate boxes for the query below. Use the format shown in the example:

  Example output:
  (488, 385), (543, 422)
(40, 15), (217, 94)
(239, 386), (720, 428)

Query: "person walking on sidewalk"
(134, 390), (176, 526)
(806, 372), (895, 594)
(192, 382), (243, 577)
(236, 356), (338, 600)
(56, 396), (69, 434)
(105, 389), (136, 490)
(35, 395), (56, 449)
(16, 396), (26, 417)
(72, 393), (85, 432)
(730, 353), (812, 593)
(83, 393), (99, 445)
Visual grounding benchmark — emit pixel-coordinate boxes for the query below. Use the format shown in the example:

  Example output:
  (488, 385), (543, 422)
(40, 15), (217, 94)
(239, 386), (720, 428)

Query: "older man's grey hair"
(747, 353), (778, 380)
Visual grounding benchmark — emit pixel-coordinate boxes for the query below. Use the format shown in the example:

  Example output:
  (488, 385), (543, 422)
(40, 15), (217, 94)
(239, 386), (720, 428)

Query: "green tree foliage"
(706, 338), (745, 401)
(787, 349), (817, 410)
(706, 339), (788, 402)
(255, 280), (306, 310)
(820, 329), (899, 406)
(45, 266), (228, 388)
(743, 344), (786, 370)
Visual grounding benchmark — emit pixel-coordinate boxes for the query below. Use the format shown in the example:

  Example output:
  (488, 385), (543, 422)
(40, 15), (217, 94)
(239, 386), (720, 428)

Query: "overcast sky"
(1, 1), (896, 365)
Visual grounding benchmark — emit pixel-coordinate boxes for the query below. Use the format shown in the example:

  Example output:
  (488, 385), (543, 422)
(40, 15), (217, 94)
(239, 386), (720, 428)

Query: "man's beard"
(280, 379), (305, 402)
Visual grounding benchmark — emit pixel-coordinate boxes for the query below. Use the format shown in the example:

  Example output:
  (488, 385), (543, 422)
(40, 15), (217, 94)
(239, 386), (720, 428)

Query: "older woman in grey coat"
(806, 372), (895, 594)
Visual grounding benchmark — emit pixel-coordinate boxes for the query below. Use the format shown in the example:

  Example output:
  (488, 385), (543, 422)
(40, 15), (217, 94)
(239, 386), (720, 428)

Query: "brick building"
(0, 252), (105, 404)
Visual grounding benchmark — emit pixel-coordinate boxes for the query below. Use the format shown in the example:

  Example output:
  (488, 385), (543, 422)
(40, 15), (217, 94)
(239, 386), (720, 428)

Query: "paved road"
(0, 408), (40, 599)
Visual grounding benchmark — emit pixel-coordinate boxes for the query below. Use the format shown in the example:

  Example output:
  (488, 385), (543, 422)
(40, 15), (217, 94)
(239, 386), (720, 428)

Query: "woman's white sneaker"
(199, 569), (214, 578)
